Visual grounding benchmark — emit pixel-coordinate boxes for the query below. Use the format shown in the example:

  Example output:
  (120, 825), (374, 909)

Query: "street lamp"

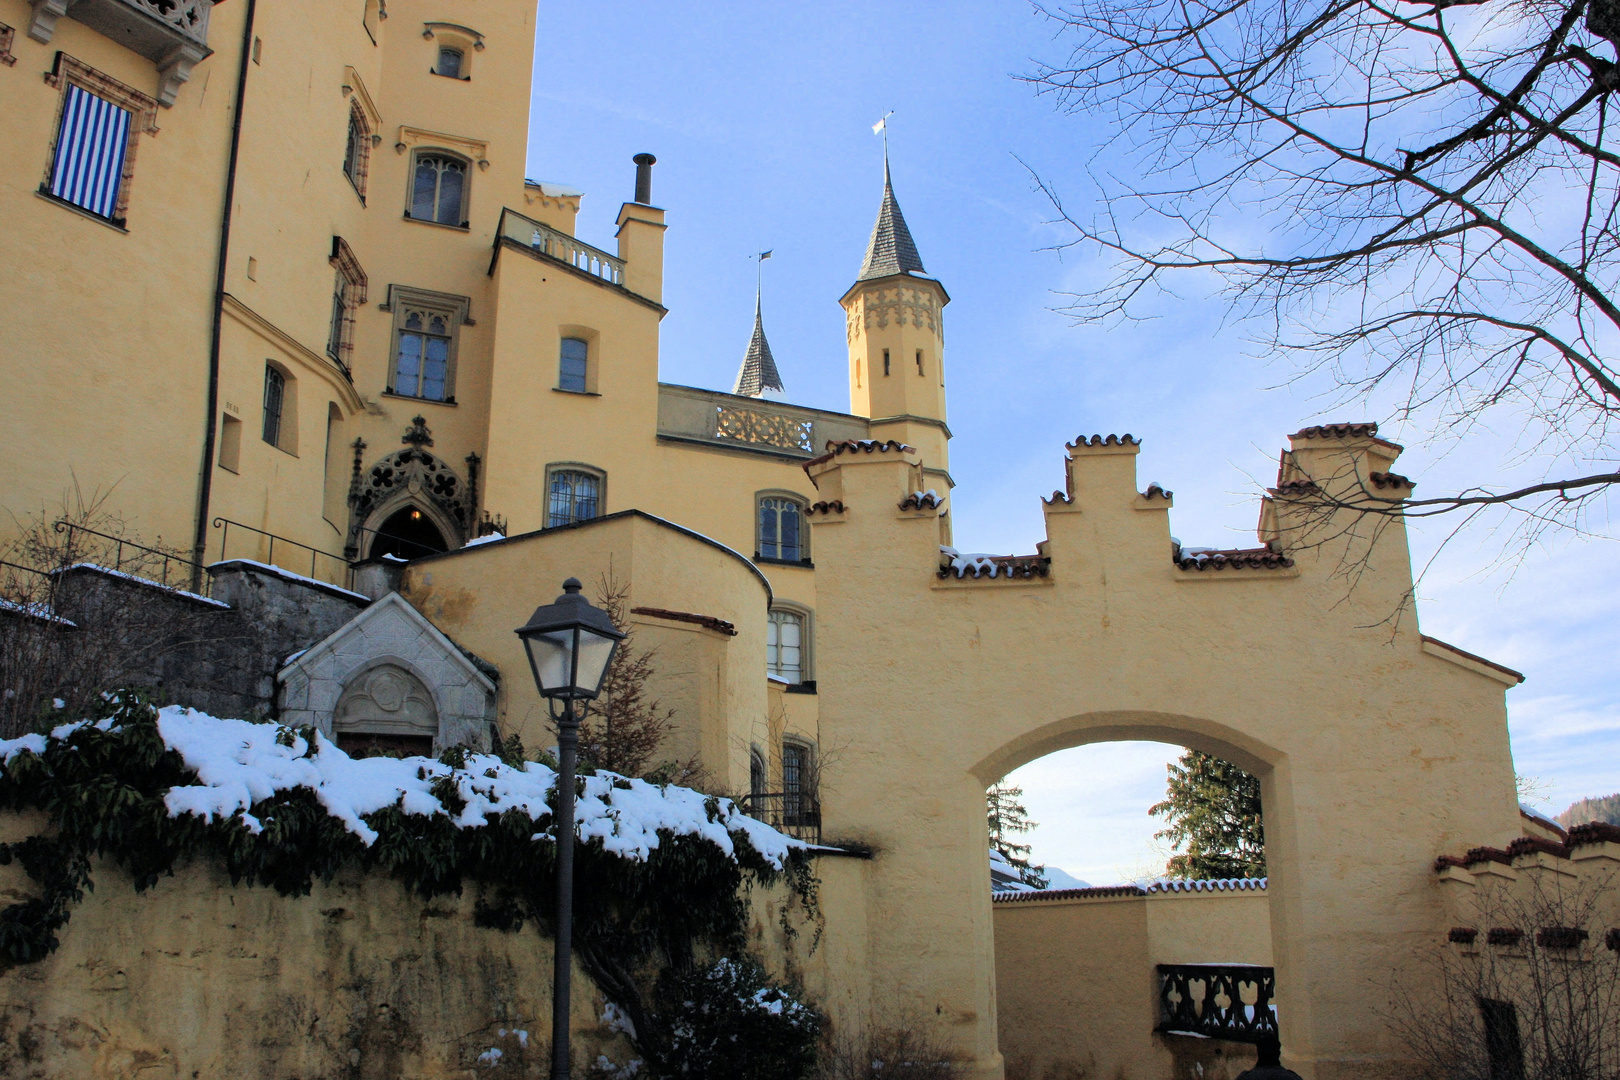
(515, 577), (625, 1080)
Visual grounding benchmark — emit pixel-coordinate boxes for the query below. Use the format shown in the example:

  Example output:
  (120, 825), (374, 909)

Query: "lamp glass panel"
(524, 628), (574, 694)
(574, 628), (618, 696)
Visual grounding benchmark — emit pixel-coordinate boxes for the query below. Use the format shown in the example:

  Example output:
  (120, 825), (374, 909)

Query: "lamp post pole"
(550, 696), (580, 1080)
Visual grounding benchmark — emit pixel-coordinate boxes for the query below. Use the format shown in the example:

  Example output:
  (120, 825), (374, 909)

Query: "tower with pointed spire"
(840, 154), (951, 479)
(734, 289), (784, 397)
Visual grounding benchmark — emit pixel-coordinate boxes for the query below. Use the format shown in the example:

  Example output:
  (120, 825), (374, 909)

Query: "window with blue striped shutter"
(49, 85), (131, 221)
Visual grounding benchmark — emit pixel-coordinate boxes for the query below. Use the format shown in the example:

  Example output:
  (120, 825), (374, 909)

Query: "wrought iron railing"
(1156, 964), (1278, 1042)
(739, 792), (821, 844)
(497, 208), (625, 287)
(212, 518), (352, 589)
(52, 520), (206, 591)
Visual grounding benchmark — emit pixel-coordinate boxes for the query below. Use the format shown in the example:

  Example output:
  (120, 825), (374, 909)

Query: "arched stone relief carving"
(346, 416), (473, 557)
(334, 663), (439, 740)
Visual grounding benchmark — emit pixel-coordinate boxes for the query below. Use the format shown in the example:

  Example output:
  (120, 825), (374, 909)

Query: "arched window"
(409, 152), (467, 226)
(547, 467), (601, 527)
(750, 746), (767, 802)
(435, 46), (464, 78)
(767, 609), (803, 684)
(393, 307), (451, 400)
(262, 364), (286, 446)
(559, 337), (589, 393)
(342, 103), (370, 198)
(758, 496), (805, 562)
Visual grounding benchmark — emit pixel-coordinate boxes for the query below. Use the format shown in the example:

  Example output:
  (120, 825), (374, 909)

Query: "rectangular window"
(343, 107), (368, 199)
(767, 610), (803, 683)
(218, 413), (242, 473)
(1479, 999), (1524, 1080)
(49, 84), (131, 221)
(883, 349), (891, 376)
(916, 349), (924, 375)
(547, 469), (601, 527)
(328, 237), (368, 370)
(327, 273), (348, 361)
(385, 286), (466, 402)
(559, 337), (589, 392)
(262, 366), (286, 447)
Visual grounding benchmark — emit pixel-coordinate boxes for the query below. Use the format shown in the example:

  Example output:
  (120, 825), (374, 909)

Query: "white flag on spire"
(872, 111), (892, 135)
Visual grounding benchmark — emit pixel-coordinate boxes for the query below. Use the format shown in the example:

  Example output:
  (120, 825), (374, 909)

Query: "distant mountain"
(1043, 866), (1091, 890)
(1557, 793), (1620, 829)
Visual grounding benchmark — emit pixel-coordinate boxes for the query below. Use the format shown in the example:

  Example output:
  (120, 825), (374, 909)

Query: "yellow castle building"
(2, 4), (1608, 1079)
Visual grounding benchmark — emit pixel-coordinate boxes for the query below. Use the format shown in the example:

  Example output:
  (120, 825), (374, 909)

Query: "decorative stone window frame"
(755, 490), (811, 565)
(767, 601), (813, 687)
(40, 53), (160, 227)
(543, 462), (607, 528)
(327, 236), (368, 371)
(379, 284), (470, 404)
(0, 22), (17, 66)
(405, 147), (473, 228)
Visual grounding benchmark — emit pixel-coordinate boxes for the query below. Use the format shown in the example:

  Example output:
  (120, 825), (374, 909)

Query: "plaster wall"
(802, 433), (1523, 1080)
(993, 890), (1272, 1080)
(0, 810), (868, 1080)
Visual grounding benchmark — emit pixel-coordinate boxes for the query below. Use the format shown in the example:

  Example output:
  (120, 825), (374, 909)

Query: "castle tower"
(840, 155), (951, 480)
(734, 287), (785, 397)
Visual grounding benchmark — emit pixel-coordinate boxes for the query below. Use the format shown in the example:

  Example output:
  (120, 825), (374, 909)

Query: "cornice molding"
(222, 294), (366, 413)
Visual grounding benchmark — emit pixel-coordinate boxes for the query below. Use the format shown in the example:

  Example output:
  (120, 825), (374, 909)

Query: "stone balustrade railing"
(497, 208), (624, 287)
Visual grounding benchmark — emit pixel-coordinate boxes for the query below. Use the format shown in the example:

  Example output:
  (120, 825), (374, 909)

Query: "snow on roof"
(0, 706), (803, 869)
(523, 179), (584, 198)
(54, 562), (230, 608)
(207, 559), (370, 603)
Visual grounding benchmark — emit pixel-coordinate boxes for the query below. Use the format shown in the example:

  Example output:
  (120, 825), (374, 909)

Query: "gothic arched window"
(757, 496), (805, 563)
(409, 152), (467, 226)
(546, 467), (602, 527)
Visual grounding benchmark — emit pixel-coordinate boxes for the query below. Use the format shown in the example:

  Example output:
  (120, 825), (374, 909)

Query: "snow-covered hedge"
(0, 692), (821, 1075)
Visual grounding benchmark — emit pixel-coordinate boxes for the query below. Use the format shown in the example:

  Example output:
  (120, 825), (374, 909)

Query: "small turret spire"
(734, 254), (784, 397)
(858, 148), (926, 281)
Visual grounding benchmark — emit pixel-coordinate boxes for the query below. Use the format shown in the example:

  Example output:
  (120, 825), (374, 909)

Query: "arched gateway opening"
(369, 505), (449, 561)
(987, 733), (1275, 1080)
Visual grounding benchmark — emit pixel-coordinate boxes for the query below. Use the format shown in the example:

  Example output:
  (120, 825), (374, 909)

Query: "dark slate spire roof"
(733, 291), (784, 397)
(857, 155), (926, 281)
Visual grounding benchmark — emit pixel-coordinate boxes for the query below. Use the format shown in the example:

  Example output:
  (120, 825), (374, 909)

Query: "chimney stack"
(633, 153), (657, 205)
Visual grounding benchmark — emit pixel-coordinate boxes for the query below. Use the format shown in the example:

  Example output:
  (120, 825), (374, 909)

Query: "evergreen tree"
(987, 781), (1049, 889)
(1557, 793), (1620, 829)
(1148, 750), (1266, 880)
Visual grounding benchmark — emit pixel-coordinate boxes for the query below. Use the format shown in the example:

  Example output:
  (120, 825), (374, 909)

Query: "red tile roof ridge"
(1143, 877), (1267, 893)
(1142, 483), (1173, 500)
(1568, 821), (1620, 847)
(899, 490), (944, 511)
(1067, 433), (1139, 450)
(1293, 422), (1380, 440)
(629, 606), (738, 637)
(1507, 835), (1570, 861)
(992, 884), (1148, 903)
(1464, 846), (1514, 867)
(1421, 635), (1526, 684)
(804, 500), (846, 516)
(1370, 470), (1415, 490)
(1173, 546), (1294, 571)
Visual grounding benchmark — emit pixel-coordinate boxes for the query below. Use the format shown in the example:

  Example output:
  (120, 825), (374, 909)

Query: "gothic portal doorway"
(369, 506), (448, 561)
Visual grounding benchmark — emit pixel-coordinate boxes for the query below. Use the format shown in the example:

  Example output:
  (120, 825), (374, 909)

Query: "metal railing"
(350, 525), (448, 561)
(739, 792), (821, 844)
(212, 518), (352, 589)
(52, 520), (206, 591)
(497, 208), (625, 287)
(1156, 964), (1278, 1042)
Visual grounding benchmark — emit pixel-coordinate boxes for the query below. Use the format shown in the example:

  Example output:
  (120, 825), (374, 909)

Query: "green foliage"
(655, 957), (822, 1080)
(0, 691), (821, 1073)
(1149, 750), (1266, 880)
(1558, 792), (1620, 829)
(986, 781), (1048, 889)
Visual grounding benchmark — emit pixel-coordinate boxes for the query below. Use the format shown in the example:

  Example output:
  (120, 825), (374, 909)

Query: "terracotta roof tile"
(804, 438), (915, 473)
(992, 885), (1148, 903)
(804, 500), (846, 516)
(1293, 422), (1380, 440)
(1508, 835), (1570, 861)
(1142, 483), (1173, 500)
(1271, 479), (1320, 496)
(1465, 846), (1513, 867)
(630, 606), (738, 637)
(938, 553), (1051, 580)
(1449, 926), (1479, 944)
(1173, 547), (1294, 572)
(1043, 490), (1073, 506)
(1569, 821), (1620, 847)
(1435, 855), (1470, 872)
(1067, 433), (1139, 451)
(1486, 927), (1524, 946)
(1370, 470), (1415, 490)
(899, 490), (943, 511)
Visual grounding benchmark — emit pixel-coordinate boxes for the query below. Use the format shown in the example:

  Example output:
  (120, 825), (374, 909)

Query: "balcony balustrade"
(1155, 964), (1278, 1042)
(496, 208), (624, 287)
(657, 383), (870, 460)
(29, 0), (214, 106)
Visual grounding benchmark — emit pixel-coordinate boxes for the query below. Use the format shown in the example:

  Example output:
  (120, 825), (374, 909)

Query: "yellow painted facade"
(0, 4), (1547, 1079)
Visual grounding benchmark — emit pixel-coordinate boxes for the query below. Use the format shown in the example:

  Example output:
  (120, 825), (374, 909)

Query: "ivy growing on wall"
(0, 692), (821, 1075)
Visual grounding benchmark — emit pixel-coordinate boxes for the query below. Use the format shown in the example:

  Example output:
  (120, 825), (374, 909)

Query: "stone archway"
(346, 417), (476, 559)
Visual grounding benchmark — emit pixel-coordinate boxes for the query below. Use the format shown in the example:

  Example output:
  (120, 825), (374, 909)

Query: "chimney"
(633, 153), (657, 205)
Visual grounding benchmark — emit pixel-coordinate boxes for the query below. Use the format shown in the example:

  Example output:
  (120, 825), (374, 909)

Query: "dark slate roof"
(733, 293), (784, 397)
(857, 157), (926, 281)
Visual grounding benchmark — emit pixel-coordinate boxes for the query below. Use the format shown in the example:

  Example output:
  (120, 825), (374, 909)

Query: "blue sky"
(526, 2), (1620, 885)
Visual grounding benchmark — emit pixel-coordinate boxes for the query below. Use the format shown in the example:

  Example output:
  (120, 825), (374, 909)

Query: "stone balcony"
(29, 0), (214, 106)
(657, 383), (870, 460)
